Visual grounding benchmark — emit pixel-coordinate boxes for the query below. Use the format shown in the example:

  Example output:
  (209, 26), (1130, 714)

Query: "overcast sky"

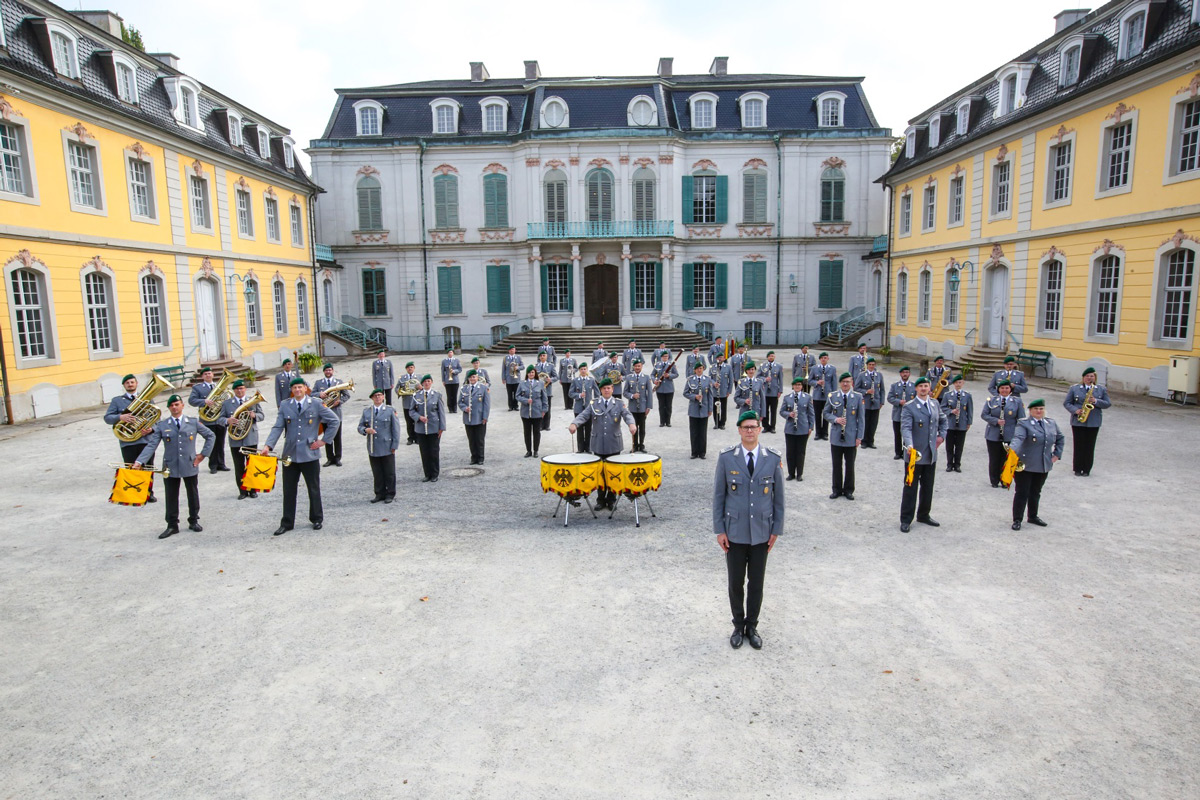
(92, 0), (1074, 164)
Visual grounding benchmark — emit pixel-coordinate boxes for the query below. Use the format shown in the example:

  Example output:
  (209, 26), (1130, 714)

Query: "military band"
(503, 346), (523, 411)
(217, 379), (265, 499)
(460, 369), (490, 465)
(312, 362), (350, 467)
(826, 372), (865, 500)
(396, 361), (421, 445)
(1063, 367), (1111, 477)
(517, 365), (549, 457)
(1008, 399), (1064, 530)
(899, 377), (948, 532)
(105, 373), (158, 502)
(779, 377), (815, 481)
(189, 367), (230, 473)
(135, 394), (215, 538)
(686, 362), (713, 459)
(855, 357), (885, 449)
(441, 349), (463, 413)
(558, 350), (577, 409)
(372, 351), (395, 407)
(652, 352), (678, 428)
(760, 352), (783, 433)
(410, 375), (447, 482)
(263, 377), (341, 535)
(359, 389), (401, 504)
(981, 380), (1024, 488)
(887, 366), (917, 459)
(569, 378), (637, 510)
(624, 359), (654, 453)
(940, 375), (973, 473)
(808, 353), (837, 441)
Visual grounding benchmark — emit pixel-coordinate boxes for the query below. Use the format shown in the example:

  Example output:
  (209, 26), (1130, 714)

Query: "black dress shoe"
(691, 455), (698, 459)
(1027, 517), (1048, 527)
(894, 454), (903, 460)
(238, 491), (249, 500)
(730, 627), (744, 649)
(917, 517), (940, 527)
(992, 483), (1001, 488)
(745, 627), (763, 650)
(158, 526), (179, 540)
(188, 522), (203, 532)
(217, 466), (231, 472)
(844, 493), (854, 500)
(524, 452), (533, 458)
(273, 526), (291, 536)
(334, 461), (343, 467)
(312, 522), (323, 530)
(146, 495), (157, 503)
(250, 491), (258, 498)
(699, 455), (706, 459)
(407, 440), (415, 445)
(829, 492), (841, 499)
(1011, 521), (1022, 530)
(900, 522), (911, 532)
(323, 460), (334, 467)
(384, 497), (394, 504)
(797, 476), (802, 481)
(430, 477), (439, 483)
(422, 477), (432, 482)
(370, 497), (384, 503)
(786, 475), (796, 481)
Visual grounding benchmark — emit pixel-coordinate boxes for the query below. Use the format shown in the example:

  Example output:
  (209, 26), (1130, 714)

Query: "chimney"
(470, 62), (490, 82)
(1054, 8), (1090, 33)
(72, 10), (124, 37)
(524, 60), (541, 80)
(657, 57), (673, 78)
(149, 52), (180, 70)
(709, 57), (728, 77)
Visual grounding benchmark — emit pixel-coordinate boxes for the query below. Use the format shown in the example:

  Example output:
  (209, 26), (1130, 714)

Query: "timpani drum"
(602, 453), (663, 498)
(540, 453), (602, 499)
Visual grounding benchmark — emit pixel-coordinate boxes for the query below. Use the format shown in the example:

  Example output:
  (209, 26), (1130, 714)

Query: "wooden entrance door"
(585, 264), (618, 326)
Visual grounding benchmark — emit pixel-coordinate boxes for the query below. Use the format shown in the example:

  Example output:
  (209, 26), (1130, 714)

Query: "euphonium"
(198, 369), (238, 424)
(1077, 385), (1096, 424)
(227, 390), (266, 441)
(322, 379), (354, 408)
(397, 375), (420, 397)
(932, 370), (950, 400)
(112, 372), (173, 442)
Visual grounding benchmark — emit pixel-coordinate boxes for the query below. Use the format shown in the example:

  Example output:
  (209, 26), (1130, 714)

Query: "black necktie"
(747, 451), (755, 476)
(174, 418), (180, 430)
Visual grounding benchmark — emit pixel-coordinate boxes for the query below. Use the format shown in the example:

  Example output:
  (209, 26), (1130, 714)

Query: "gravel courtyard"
(1, 349), (1196, 799)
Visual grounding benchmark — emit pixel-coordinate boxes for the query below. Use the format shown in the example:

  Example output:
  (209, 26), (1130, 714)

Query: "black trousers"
(120, 443), (156, 498)
(522, 417), (541, 454)
(163, 475), (199, 526)
(1071, 426), (1099, 474)
(506, 383), (518, 411)
(689, 416), (708, 457)
(369, 454), (396, 499)
(445, 384), (459, 413)
(382, 388), (393, 407)
(631, 411), (647, 450)
(713, 397), (728, 429)
(892, 420), (904, 457)
(945, 429), (967, 469)
(403, 405), (416, 443)
(205, 423), (226, 470)
(900, 463), (936, 523)
(814, 400), (828, 438)
(561, 384), (572, 408)
(657, 393), (673, 425)
(415, 432), (441, 479)
(986, 439), (1007, 486)
(541, 402), (552, 431)
(726, 541), (769, 629)
(785, 433), (809, 478)
(764, 396), (779, 431)
(1012, 471), (1049, 521)
(465, 423), (486, 463)
(831, 444), (857, 495)
(230, 443), (250, 492)
(324, 424), (343, 463)
(576, 418), (592, 453)
(281, 459), (322, 527)
(863, 408), (880, 447)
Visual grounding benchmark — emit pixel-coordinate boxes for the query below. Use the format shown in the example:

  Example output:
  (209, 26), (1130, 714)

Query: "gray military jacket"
(371, 358), (395, 391)
(685, 375), (713, 418)
(441, 357), (462, 385)
(792, 352), (816, 381)
(408, 389), (448, 433)
(592, 348), (608, 365)
(275, 370), (302, 406)
(312, 376), (350, 419)
(710, 363), (733, 398)
(572, 397), (635, 456)
(624, 372), (654, 413)
(849, 353), (868, 382)
(539, 344), (557, 363)
(808, 364), (837, 401)
(534, 360), (557, 385)
(516, 379), (549, 419)
(600, 361), (626, 396)
(570, 375), (598, 414)
(855, 370), (885, 410)
(686, 353), (707, 374)
(980, 395), (1024, 442)
(473, 368), (491, 387)
(729, 353), (747, 380)
(358, 404), (402, 456)
(137, 414), (215, 478)
(459, 383), (491, 425)
(1063, 383), (1111, 428)
(1010, 417), (1064, 473)
(824, 390), (866, 445)
(712, 444), (785, 545)
(396, 372), (421, 408)
(887, 380), (917, 421)
(652, 361), (678, 394)
(901, 398), (948, 465)
(779, 391), (816, 435)
(105, 392), (152, 445)
(217, 394), (265, 448)
(266, 398), (341, 463)
(621, 348), (643, 372)
(558, 358), (577, 385)
(761, 361), (784, 397)
(734, 376), (766, 417)
(940, 389), (974, 432)
(988, 369), (1028, 396)
(503, 355), (524, 385)
(188, 381), (218, 418)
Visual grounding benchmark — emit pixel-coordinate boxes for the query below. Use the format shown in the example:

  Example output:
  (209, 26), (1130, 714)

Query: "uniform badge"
(763, 486), (769, 495)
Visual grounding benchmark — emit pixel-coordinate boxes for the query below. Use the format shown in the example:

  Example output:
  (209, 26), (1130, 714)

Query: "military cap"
(406, 361), (415, 368)
(791, 376), (804, 385)
(370, 388), (385, 397)
(471, 356), (481, 363)
(597, 378), (613, 388)
(167, 394), (181, 405)
(200, 366), (214, 374)
(1082, 366), (1096, 376)
(997, 379), (1011, 387)
(914, 377), (930, 386)
(858, 342), (868, 349)
(839, 372), (852, 381)
(744, 360), (756, 370)
(281, 358), (292, 365)
(231, 379), (245, 389)
(632, 359), (643, 365)
(121, 373), (135, 383)
(564, 349), (572, 354)
(899, 365), (911, 372)
(866, 357), (876, 363)
(629, 340), (637, 345)
(694, 361), (706, 370)
(934, 355), (945, 361)
(819, 352), (829, 358)
(952, 374), (964, 382)
(1027, 398), (1045, 408)
(542, 337), (550, 342)
(737, 410), (760, 425)
(526, 365), (538, 375)
(420, 374), (433, 383)
(323, 362), (333, 370)
(289, 377), (306, 387)
(465, 369), (477, 379)
(767, 350), (775, 356)
(1004, 355), (1016, 363)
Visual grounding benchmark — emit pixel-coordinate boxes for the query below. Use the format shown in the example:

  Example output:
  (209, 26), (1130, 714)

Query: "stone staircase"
(187, 359), (249, 387)
(947, 346), (1010, 379)
(487, 326), (710, 356)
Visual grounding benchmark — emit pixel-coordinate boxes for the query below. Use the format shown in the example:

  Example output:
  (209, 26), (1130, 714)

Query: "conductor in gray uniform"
(263, 377), (341, 535)
(1008, 398), (1064, 530)
(135, 394), (215, 539)
(358, 388), (401, 503)
(899, 377), (948, 532)
(569, 378), (636, 510)
(713, 410), (783, 650)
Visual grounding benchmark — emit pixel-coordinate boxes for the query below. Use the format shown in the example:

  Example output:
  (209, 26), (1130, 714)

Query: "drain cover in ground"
(448, 467), (483, 478)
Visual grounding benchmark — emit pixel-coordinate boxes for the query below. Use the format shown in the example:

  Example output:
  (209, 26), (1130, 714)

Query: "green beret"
(121, 373), (136, 383)
(819, 352), (829, 358)
(1082, 366), (1096, 376)
(597, 342), (604, 346)
(406, 361), (415, 368)
(952, 374), (964, 382)
(694, 362), (705, 370)
(526, 366), (538, 375)
(200, 366), (213, 374)
(231, 379), (245, 389)
(1028, 398), (1045, 408)
(609, 352), (619, 358)
(564, 349), (571, 354)
(866, 357), (876, 363)
(839, 372), (852, 381)
(744, 360), (756, 370)
(737, 410), (760, 425)
(914, 377), (929, 386)
(633, 359), (643, 365)
(1004, 355), (1016, 363)
(167, 394), (181, 405)
(471, 357), (480, 363)
(629, 340), (636, 345)
(597, 378), (613, 388)
(289, 377), (306, 387)
(420, 374), (432, 383)
(465, 369), (477, 379)
(792, 376), (804, 385)
(934, 355), (945, 361)
(767, 350), (775, 357)
(899, 365), (911, 372)
(997, 379), (1011, 387)
(370, 388), (385, 397)
(281, 358), (292, 366)
(542, 337), (549, 342)
(323, 363), (333, 370)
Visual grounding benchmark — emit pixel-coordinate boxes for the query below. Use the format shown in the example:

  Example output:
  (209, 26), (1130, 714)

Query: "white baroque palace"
(309, 58), (892, 350)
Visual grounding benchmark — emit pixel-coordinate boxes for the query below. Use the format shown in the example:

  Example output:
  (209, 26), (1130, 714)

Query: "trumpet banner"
(905, 447), (919, 486)
(109, 467), (153, 507)
(1000, 448), (1021, 488)
(241, 453), (280, 493)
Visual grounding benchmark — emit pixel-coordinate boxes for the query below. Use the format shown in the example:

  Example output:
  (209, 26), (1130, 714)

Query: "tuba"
(1077, 385), (1096, 424)
(227, 391), (266, 441)
(112, 372), (173, 442)
(322, 379), (354, 408)
(199, 369), (238, 424)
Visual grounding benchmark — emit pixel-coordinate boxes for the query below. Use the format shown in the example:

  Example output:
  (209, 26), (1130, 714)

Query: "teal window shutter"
(681, 176), (694, 224)
(629, 262), (637, 309)
(434, 175), (459, 228)
(682, 263), (694, 310)
(715, 175), (729, 223)
(566, 263), (575, 312)
(540, 263), (549, 313)
(742, 261), (766, 309)
(715, 263), (728, 309)
(486, 265), (511, 313)
(484, 174), (508, 228)
(437, 266), (450, 314)
(654, 262), (663, 310)
(450, 266), (462, 313)
(819, 260), (844, 309)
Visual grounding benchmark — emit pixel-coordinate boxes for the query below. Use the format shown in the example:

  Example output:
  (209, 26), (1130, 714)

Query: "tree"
(889, 137), (904, 165)
(120, 22), (145, 52)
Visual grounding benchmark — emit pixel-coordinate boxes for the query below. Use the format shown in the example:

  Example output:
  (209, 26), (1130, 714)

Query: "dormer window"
(256, 126), (270, 159)
(353, 99), (384, 136)
(48, 24), (79, 78)
(164, 76), (204, 130)
(1119, 5), (1147, 60)
(904, 127), (917, 158)
(282, 136), (295, 169)
(227, 111), (242, 147)
(1061, 44), (1082, 86)
(994, 63), (1034, 117)
(540, 97), (569, 129)
(928, 114), (942, 149)
(689, 93), (718, 129)
(112, 53), (139, 104)
(430, 98), (459, 134)
(739, 92), (768, 128)
(480, 97), (510, 133)
(816, 91), (847, 128)
(956, 100), (971, 135)
(628, 95), (658, 127)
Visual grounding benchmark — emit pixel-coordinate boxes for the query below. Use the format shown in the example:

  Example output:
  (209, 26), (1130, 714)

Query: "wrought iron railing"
(526, 220), (674, 240)
(819, 306), (884, 341)
(314, 244), (334, 262)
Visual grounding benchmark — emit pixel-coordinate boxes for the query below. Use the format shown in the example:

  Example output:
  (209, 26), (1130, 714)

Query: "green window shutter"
(434, 175), (459, 228)
(486, 264), (511, 314)
(566, 263), (575, 313)
(437, 266), (450, 314)
(715, 175), (729, 223)
(742, 261), (766, 309)
(540, 263), (549, 313)
(484, 174), (508, 228)
(742, 261), (754, 309)
(682, 263), (694, 310)
(654, 262), (663, 310)
(681, 176), (694, 224)
(742, 172), (767, 223)
(486, 265), (498, 312)
(629, 262), (637, 309)
(715, 262), (728, 309)
(819, 260), (844, 309)
(450, 266), (462, 313)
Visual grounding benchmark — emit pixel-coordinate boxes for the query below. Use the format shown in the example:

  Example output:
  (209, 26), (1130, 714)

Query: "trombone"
(109, 462), (171, 478)
(240, 447), (292, 467)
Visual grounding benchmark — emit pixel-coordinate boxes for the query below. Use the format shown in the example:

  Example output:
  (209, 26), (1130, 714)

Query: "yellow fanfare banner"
(1000, 446), (1022, 488)
(109, 467), (153, 507)
(540, 460), (602, 498)
(602, 459), (663, 497)
(241, 453), (280, 493)
(905, 447), (919, 486)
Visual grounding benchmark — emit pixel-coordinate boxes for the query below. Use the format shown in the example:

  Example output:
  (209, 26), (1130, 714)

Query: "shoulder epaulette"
(720, 444), (738, 454)
(765, 446), (782, 457)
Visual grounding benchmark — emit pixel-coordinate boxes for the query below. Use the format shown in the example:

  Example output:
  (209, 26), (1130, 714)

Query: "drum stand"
(553, 494), (597, 527)
(608, 493), (657, 527)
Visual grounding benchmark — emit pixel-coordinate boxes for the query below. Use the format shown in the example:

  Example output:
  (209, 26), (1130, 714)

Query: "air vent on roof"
(658, 57), (674, 78)
(470, 62), (489, 82)
(710, 57), (728, 77)
(72, 10), (124, 37)
(525, 60), (541, 80)
(149, 52), (180, 70)
(1054, 8), (1090, 33)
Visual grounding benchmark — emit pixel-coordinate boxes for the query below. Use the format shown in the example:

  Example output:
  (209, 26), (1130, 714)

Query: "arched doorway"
(982, 263), (1009, 349)
(585, 264), (618, 326)
(196, 277), (224, 361)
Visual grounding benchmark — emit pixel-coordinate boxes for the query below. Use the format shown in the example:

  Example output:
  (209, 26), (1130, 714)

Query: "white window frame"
(898, 189), (912, 237)
(1148, 239), (1200, 347)
(1036, 255), (1065, 340)
(272, 279), (288, 335)
(1044, 130), (1077, 209)
(245, 278), (261, 338)
(0, 113), (40, 205)
(943, 265), (960, 328)
(353, 99), (384, 136)
(61, 128), (106, 215)
(947, 174), (965, 228)
(689, 92), (718, 130)
(927, 113), (942, 149)
(256, 126), (271, 159)
(627, 95), (658, 127)
(993, 63), (1034, 117)
(917, 266), (932, 326)
(1118, 3), (1149, 60)
(1097, 109), (1138, 198)
(540, 97), (569, 129)
(895, 268), (909, 324)
(235, 186), (255, 239)
(1085, 249), (1125, 344)
(956, 100), (971, 136)
(633, 261), (658, 311)
(164, 76), (204, 130)
(189, 171), (213, 233)
(816, 90), (846, 128)
(1059, 38), (1084, 87)
(1163, 91), (1200, 185)
(480, 97), (510, 133)
(264, 192), (281, 243)
(5, 258), (61, 367)
(227, 111), (243, 147)
(296, 278), (310, 333)
(139, 271), (171, 352)
(282, 136), (295, 169)
(544, 169), (567, 224)
(693, 262), (717, 309)
(290, 200), (304, 247)
(904, 127), (917, 158)
(545, 263), (571, 312)
(124, 147), (158, 224)
(112, 52), (140, 105)
(45, 20), (80, 79)
(323, 278), (335, 321)
(430, 98), (460, 135)
(80, 264), (123, 360)
(921, 181), (937, 232)
(738, 92), (769, 129)
(989, 152), (1013, 221)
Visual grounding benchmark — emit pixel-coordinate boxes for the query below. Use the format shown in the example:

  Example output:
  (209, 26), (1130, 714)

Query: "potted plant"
(297, 352), (322, 374)
(877, 346), (893, 365)
(240, 368), (257, 386)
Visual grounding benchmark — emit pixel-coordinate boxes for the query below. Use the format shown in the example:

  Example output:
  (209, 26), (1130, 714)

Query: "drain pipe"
(0, 321), (12, 424)
(418, 139), (432, 351)
(884, 183), (894, 346)
(772, 134), (783, 342)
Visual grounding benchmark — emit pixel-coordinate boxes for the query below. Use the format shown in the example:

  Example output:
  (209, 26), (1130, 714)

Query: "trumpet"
(110, 462), (171, 478)
(241, 447), (292, 467)
(199, 369), (239, 424)
(227, 390), (265, 442)
(321, 378), (354, 408)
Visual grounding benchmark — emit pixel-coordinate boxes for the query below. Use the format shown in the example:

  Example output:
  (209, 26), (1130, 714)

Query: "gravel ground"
(1, 349), (1197, 799)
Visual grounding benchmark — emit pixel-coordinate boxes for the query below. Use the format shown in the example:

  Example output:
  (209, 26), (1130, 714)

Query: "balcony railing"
(527, 220), (674, 240)
(314, 244), (334, 262)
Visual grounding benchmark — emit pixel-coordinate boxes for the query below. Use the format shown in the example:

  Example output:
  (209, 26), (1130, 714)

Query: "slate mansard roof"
(0, 0), (318, 189)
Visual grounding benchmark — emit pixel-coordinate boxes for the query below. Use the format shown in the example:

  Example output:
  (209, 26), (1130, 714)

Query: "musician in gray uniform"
(733, 361), (766, 420)
(538, 337), (557, 364)
(1063, 366), (1111, 477)
(622, 340), (643, 373)
(887, 366), (917, 459)
(441, 349), (463, 413)
(760, 352), (783, 433)
(713, 410), (784, 650)
(275, 357), (302, 406)
(825, 372), (866, 500)
(534, 352), (557, 431)
(189, 367), (229, 473)
(517, 365), (549, 457)
(652, 351), (678, 428)
(359, 388), (402, 503)
(469, 356), (490, 388)
(312, 362), (350, 467)
(569, 362), (599, 454)
(395, 361), (420, 445)
(708, 336), (725, 364)
(135, 394), (215, 539)
(601, 353), (626, 398)
(849, 343), (869, 384)
(502, 346), (523, 411)
(263, 378), (341, 535)
(988, 356), (1029, 396)
(105, 373), (158, 502)
(686, 361), (713, 459)
(460, 369), (490, 465)
(686, 345), (706, 375)
(217, 379), (265, 499)
(409, 375), (448, 482)
(855, 357), (885, 449)
(981, 380), (1025, 488)
(569, 378), (637, 510)
(729, 344), (748, 382)
(779, 377), (816, 481)
(372, 350), (395, 407)
(808, 352), (837, 441)
(899, 377), (949, 532)
(558, 350), (577, 409)
(1009, 399), (1064, 530)
(940, 374), (973, 473)
(593, 342), (608, 366)
(792, 345), (816, 382)
(652, 341), (671, 363)
(927, 355), (951, 390)
(710, 354), (733, 430)
(624, 359), (654, 452)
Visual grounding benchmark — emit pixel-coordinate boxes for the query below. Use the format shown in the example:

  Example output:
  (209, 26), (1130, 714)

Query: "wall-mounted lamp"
(408, 280), (417, 301)
(788, 273), (798, 294)
(960, 260), (975, 286)
(228, 272), (257, 305)
(947, 267), (961, 293)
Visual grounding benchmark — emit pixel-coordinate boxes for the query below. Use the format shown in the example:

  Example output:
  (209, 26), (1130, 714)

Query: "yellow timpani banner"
(241, 453), (280, 493)
(109, 467), (153, 507)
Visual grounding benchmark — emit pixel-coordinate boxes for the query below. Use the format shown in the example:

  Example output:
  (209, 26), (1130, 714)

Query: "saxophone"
(932, 369), (950, 400)
(1076, 385), (1096, 424)
(199, 369), (238, 424)
(227, 391), (266, 441)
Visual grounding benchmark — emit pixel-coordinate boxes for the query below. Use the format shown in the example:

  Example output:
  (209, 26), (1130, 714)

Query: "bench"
(1014, 348), (1052, 377)
(153, 365), (188, 388)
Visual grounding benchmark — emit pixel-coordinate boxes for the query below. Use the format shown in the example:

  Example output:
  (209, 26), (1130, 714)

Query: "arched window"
(353, 99), (384, 136)
(112, 52), (139, 104)
(322, 278), (334, 321)
(872, 267), (884, 309)
(1060, 42), (1083, 86)
(896, 271), (909, 323)
(586, 168), (613, 225)
(1119, 6), (1147, 60)
(820, 167), (845, 223)
(956, 100), (971, 135)
(430, 98), (459, 134)
(480, 97), (509, 133)
(490, 324), (510, 345)
(544, 169), (567, 226)
(9, 266), (55, 359)
(744, 321), (763, 346)
(632, 167), (656, 223)
(1155, 245), (1199, 343)
(356, 175), (382, 230)
(689, 93), (717, 129)
(944, 266), (960, 326)
(483, 173), (508, 228)
(140, 274), (168, 348)
(628, 96), (657, 126)
(245, 278), (260, 337)
(433, 174), (459, 229)
(272, 279), (288, 335)
(442, 326), (461, 351)
(297, 280), (310, 332)
(739, 92), (768, 128)
(918, 269), (932, 324)
(541, 97), (568, 129)
(84, 272), (118, 353)
(45, 20), (80, 78)
(1089, 253), (1123, 339)
(696, 321), (714, 340)
(816, 91), (846, 128)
